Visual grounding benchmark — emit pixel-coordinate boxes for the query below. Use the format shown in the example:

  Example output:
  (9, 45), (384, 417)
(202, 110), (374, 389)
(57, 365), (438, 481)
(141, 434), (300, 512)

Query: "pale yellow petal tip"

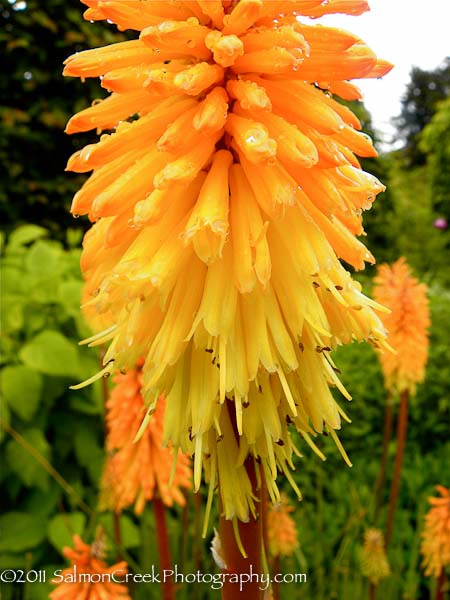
(69, 362), (113, 390)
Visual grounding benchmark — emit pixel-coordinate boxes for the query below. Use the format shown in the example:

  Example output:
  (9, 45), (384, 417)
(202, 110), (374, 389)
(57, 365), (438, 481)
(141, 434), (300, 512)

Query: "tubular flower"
(421, 485), (450, 578)
(373, 258), (430, 395)
(66, 0), (392, 522)
(267, 493), (299, 557)
(360, 528), (390, 585)
(50, 534), (130, 600)
(100, 364), (192, 515)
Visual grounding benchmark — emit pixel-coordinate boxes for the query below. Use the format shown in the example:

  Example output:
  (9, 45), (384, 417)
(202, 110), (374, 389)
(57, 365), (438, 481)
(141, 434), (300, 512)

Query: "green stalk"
(374, 394), (394, 523)
(385, 389), (409, 546)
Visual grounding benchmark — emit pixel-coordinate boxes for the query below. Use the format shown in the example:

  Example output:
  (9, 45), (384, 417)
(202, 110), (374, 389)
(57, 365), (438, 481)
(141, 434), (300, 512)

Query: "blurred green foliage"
(420, 96), (450, 225)
(0, 228), (102, 597)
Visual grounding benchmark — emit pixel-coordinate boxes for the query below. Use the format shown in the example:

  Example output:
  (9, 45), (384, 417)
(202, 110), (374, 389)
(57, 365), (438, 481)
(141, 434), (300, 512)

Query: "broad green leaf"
(74, 425), (104, 484)
(24, 310), (48, 337)
(19, 330), (80, 377)
(8, 225), (47, 248)
(57, 280), (82, 315)
(23, 483), (62, 518)
(1, 267), (26, 294)
(1, 365), (43, 421)
(1, 295), (24, 333)
(0, 512), (47, 552)
(5, 429), (51, 490)
(69, 390), (103, 415)
(26, 567), (58, 600)
(73, 426), (102, 466)
(47, 512), (86, 552)
(25, 240), (63, 280)
(0, 554), (28, 570)
(66, 228), (83, 248)
(99, 514), (141, 549)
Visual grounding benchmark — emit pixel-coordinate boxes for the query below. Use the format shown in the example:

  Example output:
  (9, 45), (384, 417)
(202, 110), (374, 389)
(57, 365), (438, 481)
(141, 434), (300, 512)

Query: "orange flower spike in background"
(67, 0), (393, 523)
(101, 364), (192, 515)
(50, 534), (130, 600)
(267, 494), (299, 558)
(421, 485), (450, 578)
(374, 257), (430, 395)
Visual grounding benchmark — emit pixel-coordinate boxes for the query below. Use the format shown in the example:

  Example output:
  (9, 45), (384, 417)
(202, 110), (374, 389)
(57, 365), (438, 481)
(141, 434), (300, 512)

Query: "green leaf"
(8, 225), (47, 248)
(1, 365), (43, 421)
(23, 483), (62, 518)
(0, 512), (47, 552)
(99, 514), (141, 549)
(66, 228), (83, 248)
(69, 391), (103, 415)
(74, 425), (104, 483)
(57, 280), (82, 315)
(5, 429), (51, 490)
(73, 427), (101, 466)
(26, 566), (58, 600)
(0, 295), (24, 333)
(19, 330), (80, 377)
(47, 512), (86, 552)
(25, 240), (63, 280)
(1, 267), (26, 294)
(0, 554), (28, 570)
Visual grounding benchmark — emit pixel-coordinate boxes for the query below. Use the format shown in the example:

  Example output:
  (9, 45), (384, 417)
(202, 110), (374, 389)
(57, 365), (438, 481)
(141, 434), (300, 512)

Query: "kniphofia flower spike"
(50, 534), (130, 600)
(267, 493), (299, 558)
(374, 258), (430, 395)
(421, 485), (450, 579)
(67, 0), (392, 524)
(360, 528), (390, 585)
(100, 363), (192, 515)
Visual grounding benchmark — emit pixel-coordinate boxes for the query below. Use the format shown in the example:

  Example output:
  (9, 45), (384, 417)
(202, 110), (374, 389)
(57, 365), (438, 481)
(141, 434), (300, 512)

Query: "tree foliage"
(420, 96), (450, 223)
(0, 0), (125, 238)
(395, 58), (450, 166)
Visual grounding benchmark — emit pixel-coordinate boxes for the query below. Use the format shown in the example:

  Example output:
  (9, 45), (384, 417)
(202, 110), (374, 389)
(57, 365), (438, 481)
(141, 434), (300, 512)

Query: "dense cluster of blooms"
(360, 528), (390, 585)
(267, 494), (298, 557)
(50, 534), (130, 600)
(374, 258), (430, 394)
(421, 485), (450, 578)
(100, 363), (192, 514)
(66, 0), (392, 521)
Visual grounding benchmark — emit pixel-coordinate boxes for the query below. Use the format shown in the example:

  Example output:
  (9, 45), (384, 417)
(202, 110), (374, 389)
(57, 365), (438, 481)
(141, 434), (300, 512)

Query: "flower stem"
(436, 568), (446, 600)
(385, 389), (409, 546)
(272, 555), (281, 600)
(374, 395), (393, 523)
(153, 497), (175, 600)
(220, 458), (264, 600)
(113, 511), (123, 561)
(369, 582), (376, 600)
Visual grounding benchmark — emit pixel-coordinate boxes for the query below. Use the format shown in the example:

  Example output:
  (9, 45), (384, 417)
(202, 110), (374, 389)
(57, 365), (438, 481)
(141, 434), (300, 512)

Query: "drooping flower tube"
(100, 363), (192, 515)
(373, 258), (430, 395)
(66, 0), (392, 524)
